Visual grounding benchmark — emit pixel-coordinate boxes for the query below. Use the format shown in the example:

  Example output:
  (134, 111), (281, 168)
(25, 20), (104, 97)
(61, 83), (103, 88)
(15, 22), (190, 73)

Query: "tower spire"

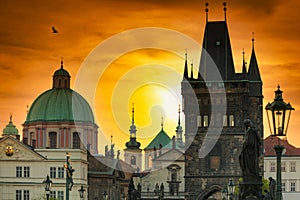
(191, 61), (194, 79)
(183, 49), (189, 79)
(242, 48), (247, 74)
(61, 57), (64, 69)
(125, 103), (141, 149)
(132, 103), (135, 125)
(223, 2), (227, 21)
(252, 32), (255, 49)
(178, 104), (181, 126)
(175, 104), (184, 147)
(205, 3), (209, 23)
(161, 116), (164, 130)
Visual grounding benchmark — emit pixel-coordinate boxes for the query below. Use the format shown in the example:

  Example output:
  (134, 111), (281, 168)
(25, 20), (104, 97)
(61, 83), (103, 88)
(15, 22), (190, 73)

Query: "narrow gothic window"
(229, 115), (234, 126)
(49, 132), (57, 148)
(73, 132), (80, 149)
(203, 115), (209, 127)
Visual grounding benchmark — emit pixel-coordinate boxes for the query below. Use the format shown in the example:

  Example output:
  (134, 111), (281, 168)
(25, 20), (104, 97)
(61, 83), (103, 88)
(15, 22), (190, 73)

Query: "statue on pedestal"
(238, 119), (262, 199)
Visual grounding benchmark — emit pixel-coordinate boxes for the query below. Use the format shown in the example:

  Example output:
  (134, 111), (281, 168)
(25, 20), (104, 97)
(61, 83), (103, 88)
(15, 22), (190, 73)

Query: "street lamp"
(43, 175), (52, 200)
(78, 185), (86, 200)
(265, 85), (294, 200)
(227, 179), (235, 200)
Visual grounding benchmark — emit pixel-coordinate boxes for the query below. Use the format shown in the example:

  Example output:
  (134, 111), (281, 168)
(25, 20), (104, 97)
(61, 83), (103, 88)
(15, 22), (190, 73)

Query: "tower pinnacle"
(205, 3), (209, 23)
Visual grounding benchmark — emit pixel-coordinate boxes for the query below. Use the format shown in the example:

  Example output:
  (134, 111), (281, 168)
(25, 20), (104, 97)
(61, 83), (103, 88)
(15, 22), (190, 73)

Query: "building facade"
(182, 6), (263, 199)
(264, 136), (300, 199)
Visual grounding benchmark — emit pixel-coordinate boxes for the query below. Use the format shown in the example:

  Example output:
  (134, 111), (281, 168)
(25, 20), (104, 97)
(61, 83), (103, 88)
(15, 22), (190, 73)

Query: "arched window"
(49, 132), (57, 148)
(73, 132), (80, 149)
(148, 155), (152, 169)
(130, 156), (136, 165)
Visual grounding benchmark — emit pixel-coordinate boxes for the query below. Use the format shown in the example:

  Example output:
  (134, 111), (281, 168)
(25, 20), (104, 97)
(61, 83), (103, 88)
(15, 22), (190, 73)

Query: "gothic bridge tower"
(182, 3), (263, 199)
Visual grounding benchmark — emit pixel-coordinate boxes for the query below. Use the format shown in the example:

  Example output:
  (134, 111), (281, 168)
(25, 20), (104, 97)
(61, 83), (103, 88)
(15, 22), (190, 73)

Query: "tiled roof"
(264, 135), (300, 156)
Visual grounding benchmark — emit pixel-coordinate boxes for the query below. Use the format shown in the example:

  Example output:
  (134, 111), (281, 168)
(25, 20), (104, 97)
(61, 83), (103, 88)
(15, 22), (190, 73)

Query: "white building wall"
(264, 156), (300, 198)
(0, 139), (88, 200)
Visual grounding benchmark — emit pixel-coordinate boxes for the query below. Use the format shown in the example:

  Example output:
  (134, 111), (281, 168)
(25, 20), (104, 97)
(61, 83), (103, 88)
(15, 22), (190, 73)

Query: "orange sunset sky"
(1, 0), (300, 154)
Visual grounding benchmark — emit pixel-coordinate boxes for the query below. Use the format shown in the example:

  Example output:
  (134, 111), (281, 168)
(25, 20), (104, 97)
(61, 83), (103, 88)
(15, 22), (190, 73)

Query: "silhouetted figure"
(154, 183), (159, 195)
(239, 119), (261, 178)
(159, 183), (164, 199)
(52, 26), (58, 33)
(269, 177), (276, 200)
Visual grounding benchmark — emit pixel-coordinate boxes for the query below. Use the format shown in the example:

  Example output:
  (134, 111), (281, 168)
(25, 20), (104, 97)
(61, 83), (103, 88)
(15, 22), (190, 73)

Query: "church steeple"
(183, 50), (189, 80)
(175, 105), (183, 146)
(125, 104), (141, 149)
(52, 59), (71, 89)
(248, 34), (261, 81)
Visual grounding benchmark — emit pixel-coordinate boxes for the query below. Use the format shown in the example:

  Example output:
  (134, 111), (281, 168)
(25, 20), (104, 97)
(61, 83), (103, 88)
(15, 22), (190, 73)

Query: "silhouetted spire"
(161, 116), (164, 130)
(125, 103), (141, 149)
(205, 3), (209, 23)
(183, 50), (189, 79)
(190, 61), (194, 79)
(242, 48), (247, 75)
(223, 2), (227, 21)
(248, 34), (261, 81)
(61, 57), (64, 69)
(176, 105), (183, 144)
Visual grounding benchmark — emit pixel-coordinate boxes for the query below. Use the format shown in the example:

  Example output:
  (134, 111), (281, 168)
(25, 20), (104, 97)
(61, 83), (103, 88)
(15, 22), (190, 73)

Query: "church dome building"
(22, 61), (98, 154)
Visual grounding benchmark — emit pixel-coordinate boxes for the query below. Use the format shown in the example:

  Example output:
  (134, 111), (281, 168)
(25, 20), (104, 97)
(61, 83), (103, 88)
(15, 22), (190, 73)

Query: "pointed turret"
(125, 104), (141, 150)
(199, 4), (235, 81)
(248, 36), (261, 81)
(242, 49), (247, 79)
(248, 34), (262, 97)
(183, 51), (189, 80)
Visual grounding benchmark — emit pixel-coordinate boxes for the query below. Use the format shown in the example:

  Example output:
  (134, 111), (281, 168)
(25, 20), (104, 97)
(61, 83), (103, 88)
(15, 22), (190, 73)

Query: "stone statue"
(159, 183), (164, 199)
(239, 119), (261, 178)
(269, 177), (276, 200)
(154, 183), (159, 195)
(238, 119), (262, 199)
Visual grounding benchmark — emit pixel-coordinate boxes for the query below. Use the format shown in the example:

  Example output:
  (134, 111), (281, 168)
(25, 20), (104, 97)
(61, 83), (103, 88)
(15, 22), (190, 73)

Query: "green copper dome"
(3, 117), (19, 135)
(26, 88), (94, 123)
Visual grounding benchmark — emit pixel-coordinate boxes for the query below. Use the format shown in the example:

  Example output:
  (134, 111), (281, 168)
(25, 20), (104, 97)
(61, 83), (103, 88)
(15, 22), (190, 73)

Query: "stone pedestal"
(238, 176), (262, 200)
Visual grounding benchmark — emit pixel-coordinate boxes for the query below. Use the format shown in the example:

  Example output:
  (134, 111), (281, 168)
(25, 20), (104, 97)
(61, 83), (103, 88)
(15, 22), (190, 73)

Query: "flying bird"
(52, 26), (58, 33)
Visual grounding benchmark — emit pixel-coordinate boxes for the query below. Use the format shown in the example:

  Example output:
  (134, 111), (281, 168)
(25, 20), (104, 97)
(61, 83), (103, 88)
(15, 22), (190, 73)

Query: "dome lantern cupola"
(3, 115), (19, 139)
(52, 59), (71, 89)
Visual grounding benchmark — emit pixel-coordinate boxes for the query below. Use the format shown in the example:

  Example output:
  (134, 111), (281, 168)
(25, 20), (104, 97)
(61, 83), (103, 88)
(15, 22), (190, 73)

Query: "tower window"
(210, 156), (221, 170)
(49, 132), (57, 148)
(73, 132), (80, 149)
(229, 115), (234, 127)
(131, 156), (136, 165)
(203, 115), (209, 127)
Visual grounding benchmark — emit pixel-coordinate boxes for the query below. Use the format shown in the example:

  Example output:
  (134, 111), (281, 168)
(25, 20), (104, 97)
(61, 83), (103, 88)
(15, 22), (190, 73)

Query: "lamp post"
(64, 152), (75, 200)
(78, 185), (86, 200)
(227, 179), (235, 200)
(103, 191), (107, 200)
(43, 175), (52, 200)
(265, 85), (294, 200)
